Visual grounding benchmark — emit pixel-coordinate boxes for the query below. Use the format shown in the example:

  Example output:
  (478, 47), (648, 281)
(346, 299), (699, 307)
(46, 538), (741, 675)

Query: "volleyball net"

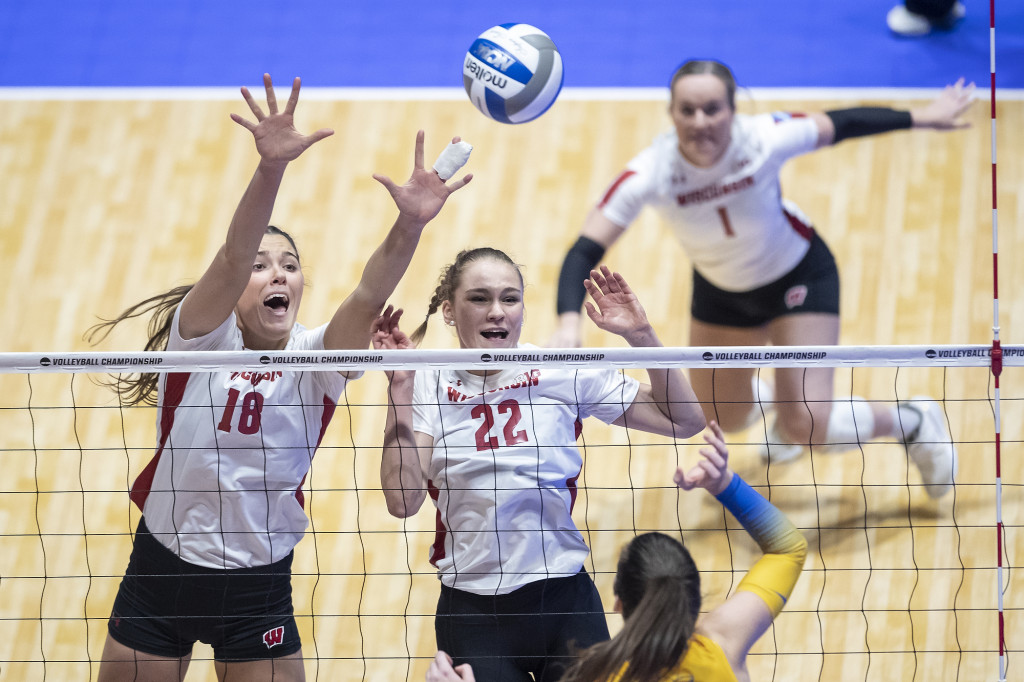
(0, 346), (1018, 681)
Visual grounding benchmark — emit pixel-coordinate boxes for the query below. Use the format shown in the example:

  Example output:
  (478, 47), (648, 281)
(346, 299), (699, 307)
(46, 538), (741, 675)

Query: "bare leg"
(689, 317), (770, 433)
(216, 650), (305, 682)
(98, 633), (191, 682)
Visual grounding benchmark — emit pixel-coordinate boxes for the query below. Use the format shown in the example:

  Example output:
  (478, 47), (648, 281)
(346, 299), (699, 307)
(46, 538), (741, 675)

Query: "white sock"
(816, 397), (875, 454)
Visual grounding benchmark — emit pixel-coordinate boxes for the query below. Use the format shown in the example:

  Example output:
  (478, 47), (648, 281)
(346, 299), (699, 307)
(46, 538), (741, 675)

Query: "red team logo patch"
(263, 626), (285, 649)
(785, 285), (808, 309)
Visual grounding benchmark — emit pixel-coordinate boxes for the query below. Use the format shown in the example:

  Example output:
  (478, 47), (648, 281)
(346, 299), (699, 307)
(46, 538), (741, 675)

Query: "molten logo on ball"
(463, 23), (564, 125)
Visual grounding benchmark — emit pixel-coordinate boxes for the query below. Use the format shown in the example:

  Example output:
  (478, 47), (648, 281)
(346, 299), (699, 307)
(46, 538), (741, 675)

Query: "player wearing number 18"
(552, 60), (972, 491)
(88, 74), (471, 681)
(373, 252), (705, 681)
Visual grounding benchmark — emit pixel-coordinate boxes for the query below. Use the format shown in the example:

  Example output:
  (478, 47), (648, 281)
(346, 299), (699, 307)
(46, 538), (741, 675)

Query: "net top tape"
(0, 345), (1016, 374)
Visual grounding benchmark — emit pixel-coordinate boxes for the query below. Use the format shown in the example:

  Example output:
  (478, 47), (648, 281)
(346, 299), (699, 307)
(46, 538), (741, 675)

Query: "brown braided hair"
(85, 225), (300, 406)
(409, 247), (522, 345)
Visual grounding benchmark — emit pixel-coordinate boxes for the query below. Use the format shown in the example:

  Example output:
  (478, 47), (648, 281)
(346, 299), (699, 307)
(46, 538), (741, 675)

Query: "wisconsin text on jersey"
(446, 369), (541, 402)
(676, 175), (755, 206)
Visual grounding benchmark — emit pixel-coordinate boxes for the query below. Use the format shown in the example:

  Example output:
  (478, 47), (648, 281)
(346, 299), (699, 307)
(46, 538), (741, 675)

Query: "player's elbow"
(385, 490), (426, 518)
(673, 405), (707, 438)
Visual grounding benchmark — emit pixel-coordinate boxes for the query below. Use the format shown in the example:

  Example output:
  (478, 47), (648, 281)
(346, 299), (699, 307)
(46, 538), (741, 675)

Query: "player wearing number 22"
(552, 60), (973, 494)
(373, 250), (706, 681)
(88, 74), (470, 681)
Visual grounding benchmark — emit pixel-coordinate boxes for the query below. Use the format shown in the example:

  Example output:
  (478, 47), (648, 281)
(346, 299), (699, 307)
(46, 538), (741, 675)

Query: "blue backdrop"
(1, 0), (1021, 89)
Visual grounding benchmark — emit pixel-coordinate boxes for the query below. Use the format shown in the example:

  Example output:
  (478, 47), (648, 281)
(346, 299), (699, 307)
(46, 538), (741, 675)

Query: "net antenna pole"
(988, 1), (1007, 680)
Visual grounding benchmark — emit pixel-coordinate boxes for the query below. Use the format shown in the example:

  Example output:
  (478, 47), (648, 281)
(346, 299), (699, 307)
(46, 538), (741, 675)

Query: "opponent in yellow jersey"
(427, 421), (806, 682)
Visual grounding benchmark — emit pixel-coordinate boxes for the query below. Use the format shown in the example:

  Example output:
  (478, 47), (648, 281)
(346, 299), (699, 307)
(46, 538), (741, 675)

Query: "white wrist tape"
(432, 140), (473, 181)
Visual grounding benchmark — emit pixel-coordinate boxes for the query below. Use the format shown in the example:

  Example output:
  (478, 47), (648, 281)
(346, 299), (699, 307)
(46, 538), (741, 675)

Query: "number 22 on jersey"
(472, 399), (529, 451)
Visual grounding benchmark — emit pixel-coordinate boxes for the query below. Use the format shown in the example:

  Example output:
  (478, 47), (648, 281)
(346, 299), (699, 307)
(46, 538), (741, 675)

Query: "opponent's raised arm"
(180, 74), (333, 340)
(324, 132), (473, 350)
(686, 421), (807, 669)
(586, 266), (704, 438)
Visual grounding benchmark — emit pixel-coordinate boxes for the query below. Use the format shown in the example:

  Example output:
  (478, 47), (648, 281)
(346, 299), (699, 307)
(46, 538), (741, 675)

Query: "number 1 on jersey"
(716, 206), (735, 237)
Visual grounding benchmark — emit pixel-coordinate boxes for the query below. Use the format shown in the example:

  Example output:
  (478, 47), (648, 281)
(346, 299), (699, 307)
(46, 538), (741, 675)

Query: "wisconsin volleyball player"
(89, 74), (471, 681)
(552, 59), (972, 496)
(372, 253), (706, 681)
(430, 421), (808, 682)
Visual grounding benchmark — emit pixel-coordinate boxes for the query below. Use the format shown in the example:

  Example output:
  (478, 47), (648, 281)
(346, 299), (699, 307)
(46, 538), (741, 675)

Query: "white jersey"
(133, 303), (350, 570)
(412, 346), (640, 595)
(599, 112), (820, 292)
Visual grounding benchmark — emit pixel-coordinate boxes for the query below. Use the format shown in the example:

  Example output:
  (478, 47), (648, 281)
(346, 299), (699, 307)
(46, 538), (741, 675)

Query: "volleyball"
(463, 23), (564, 124)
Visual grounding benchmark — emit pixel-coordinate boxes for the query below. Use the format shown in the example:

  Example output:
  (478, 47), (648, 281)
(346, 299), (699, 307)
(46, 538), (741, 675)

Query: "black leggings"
(435, 570), (610, 682)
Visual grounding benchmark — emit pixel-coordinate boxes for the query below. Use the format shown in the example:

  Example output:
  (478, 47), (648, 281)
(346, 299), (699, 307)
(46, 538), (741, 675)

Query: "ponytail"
(561, 533), (701, 682)
(84, 284), (193, 406)
(84, 225), (299, 407)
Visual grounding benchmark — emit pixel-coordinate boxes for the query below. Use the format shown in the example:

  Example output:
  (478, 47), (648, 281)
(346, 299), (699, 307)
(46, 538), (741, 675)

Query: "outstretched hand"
(912, 77), (976, 129)
(583, 266), (653, 341)
(674, 421), (734, 496)
(230, 74), (334, 166)
(371, 305), (414, 351)
(374, 131), (473, 225)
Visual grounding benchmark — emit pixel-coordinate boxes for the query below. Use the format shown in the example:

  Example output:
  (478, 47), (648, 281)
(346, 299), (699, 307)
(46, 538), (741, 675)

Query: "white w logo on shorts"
(262, 626), (285, 649)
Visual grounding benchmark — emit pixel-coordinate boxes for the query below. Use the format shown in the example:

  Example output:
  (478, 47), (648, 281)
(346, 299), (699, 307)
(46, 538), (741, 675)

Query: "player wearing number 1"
(372, 250), (705, 681)
(88, 74), (471, 681)
(551, 59), (972, 495)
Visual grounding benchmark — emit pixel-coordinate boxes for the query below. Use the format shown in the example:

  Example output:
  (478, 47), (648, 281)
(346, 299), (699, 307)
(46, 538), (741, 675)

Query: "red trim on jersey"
(566, 467), (582, 513)
(574, 418), (583, 441)
(294, 395), (339, 509)
(427, 479), (447, 567)
(597, 170), (636, 209)
(783, 207), (814, 241)
(772, 111), (807, 124)
(130, 372), (190, 509)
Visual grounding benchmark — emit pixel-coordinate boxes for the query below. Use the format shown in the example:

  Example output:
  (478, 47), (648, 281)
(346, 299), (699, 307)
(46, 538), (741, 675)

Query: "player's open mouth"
(481, 330), (508, 340)
(263, 293), (289, 312)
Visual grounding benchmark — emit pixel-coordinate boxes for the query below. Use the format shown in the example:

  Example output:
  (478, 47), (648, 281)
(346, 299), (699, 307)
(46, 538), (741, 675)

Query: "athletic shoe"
(901, 397), (958, 498)
(758, 417), (804, 464)
(887, 2), (965, 37)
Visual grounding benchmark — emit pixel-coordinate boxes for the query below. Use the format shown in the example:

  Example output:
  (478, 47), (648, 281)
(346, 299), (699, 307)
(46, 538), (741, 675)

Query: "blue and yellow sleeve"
(715, 474), (807, 618)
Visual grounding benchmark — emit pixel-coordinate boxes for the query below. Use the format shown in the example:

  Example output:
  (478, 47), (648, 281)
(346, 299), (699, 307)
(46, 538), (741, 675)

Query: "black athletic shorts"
(107, 517), (301, 661)
(435, 569), (610, 682)
(691, 230), (840, 327)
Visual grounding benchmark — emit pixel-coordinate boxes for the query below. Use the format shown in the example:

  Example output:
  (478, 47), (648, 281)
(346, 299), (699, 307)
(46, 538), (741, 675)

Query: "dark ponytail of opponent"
(561, 532), (701, 682)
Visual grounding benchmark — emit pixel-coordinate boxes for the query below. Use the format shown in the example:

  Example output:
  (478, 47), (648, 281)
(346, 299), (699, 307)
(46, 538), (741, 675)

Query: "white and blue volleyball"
(463, 23), (563, 124)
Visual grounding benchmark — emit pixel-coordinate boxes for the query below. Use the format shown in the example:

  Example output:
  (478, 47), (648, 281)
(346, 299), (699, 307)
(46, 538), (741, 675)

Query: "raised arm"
(179, 74), (333, 340)
(810, 77), (975, 148)
(373, 307), (432, 518)
(324, 133), (472, 350)
(679, 422), (807, 672)
(584, 266), (705, 439)
(550, 208), (627, 348)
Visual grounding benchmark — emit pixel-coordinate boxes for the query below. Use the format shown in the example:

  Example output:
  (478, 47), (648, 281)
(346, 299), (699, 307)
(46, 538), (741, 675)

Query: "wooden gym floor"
(0, 92), (1021, 680)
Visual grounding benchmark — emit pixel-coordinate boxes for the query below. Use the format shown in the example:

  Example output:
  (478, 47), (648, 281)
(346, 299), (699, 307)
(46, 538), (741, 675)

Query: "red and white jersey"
(133, 304), (350, 569)
(599, 113), (819, 292)
(412, 346), (640, 595)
